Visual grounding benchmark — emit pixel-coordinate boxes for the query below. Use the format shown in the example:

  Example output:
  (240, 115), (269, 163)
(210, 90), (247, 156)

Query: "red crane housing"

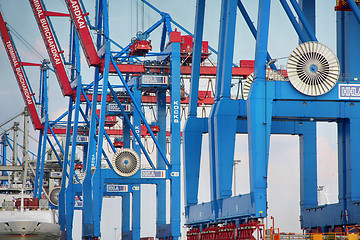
(180, 35), (210, 65)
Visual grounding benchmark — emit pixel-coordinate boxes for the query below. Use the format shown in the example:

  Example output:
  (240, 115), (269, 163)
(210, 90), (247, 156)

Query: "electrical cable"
(7, 25), (45, 61)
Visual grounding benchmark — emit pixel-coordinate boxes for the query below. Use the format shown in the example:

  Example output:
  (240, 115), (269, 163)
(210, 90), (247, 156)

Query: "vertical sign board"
(339, 84), (360, 99)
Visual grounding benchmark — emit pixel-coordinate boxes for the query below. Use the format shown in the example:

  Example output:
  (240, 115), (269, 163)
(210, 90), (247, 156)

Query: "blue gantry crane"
(184, 0), (360, 238)
(26, 0), (184, 239)
(4, 0), (360, 239)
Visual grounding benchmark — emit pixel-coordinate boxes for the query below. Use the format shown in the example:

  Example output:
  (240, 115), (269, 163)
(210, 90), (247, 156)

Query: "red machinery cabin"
(129, 39), (152, 57)
(239, 60), (255, 68)
(142, 125), (160, 137)
(113, 137), (124, 148)
(335, 0), (360, 11)
(95, 109), (117, 127)
(129, 31), (152, 57)
(180, 35), (210, 65)
(75, 163), (83, 170)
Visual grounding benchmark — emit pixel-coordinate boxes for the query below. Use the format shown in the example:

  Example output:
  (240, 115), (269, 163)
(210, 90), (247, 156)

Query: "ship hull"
(0, 209), (60, 239)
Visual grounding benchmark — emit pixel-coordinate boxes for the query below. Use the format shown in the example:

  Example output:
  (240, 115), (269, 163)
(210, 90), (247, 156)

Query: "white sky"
(0, 0), (339, 239)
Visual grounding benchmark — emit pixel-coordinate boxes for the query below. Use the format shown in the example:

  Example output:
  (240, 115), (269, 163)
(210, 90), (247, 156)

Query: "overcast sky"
(0, 0), (339, 239)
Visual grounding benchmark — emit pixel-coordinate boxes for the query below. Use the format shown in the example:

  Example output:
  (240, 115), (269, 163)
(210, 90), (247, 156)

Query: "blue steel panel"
(337, 120), (349, 225)
(122, 230), (134, 240)
(132, 187), (141, 239)
(183, 117), (204, 206)
(301, 204), (343, 230)
(122, 193), (131, 233)
(59, 98), (73, 232)
(218, 194), (256, 221)
(157, 90), (166, 226)
(65, 31), (82, 238)
(299, 122), (318, 208)
(157, 224), (172, 238)
(349, 118), (360, 201)
(123, 121), (131, 148)
(185, 201), (217, 225)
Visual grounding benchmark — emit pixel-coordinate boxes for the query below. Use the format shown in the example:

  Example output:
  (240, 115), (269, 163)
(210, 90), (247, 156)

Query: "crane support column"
(338, 119), (349, 222)
(122, 193), (131, 233)
(208, 0), (238, 211)
(349, 118), (360, 202)
(82, 70), (100, 237)
(247, 0), (272, 218)
(183, 0), (206, 208)
(59, 96), (74, 232)
(300, 122), (318, 208)
(131, 85), (142, 240)
(169, 30), (181, 240)
(65, 30), (82, 239)
(156, 89), (167, 228)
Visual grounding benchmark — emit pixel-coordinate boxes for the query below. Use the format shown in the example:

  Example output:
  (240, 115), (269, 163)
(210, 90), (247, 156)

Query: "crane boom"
(28, 0), (74, 97)
(64, 0), (102, 67)
(0, 11), (43, 130)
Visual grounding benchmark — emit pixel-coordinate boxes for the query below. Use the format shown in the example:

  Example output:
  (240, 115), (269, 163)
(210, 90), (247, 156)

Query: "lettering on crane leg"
(339, 84), (360, 99)
(135, 126), (140, 145)
(6, 42), (33, 106)
(69, 0), (86, 29)
(31, 0), (62, 65)
(173, 100), (179, 123)
(32, 0), (44, 18)
(91, 154), (96, 168)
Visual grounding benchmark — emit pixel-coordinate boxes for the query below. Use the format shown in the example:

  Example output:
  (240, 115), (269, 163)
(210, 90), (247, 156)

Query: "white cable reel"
(49, 187), (61, 206)
(112, 148), (140, 177)
(242, 69), (286, 100)
(287, 41), (340, 96)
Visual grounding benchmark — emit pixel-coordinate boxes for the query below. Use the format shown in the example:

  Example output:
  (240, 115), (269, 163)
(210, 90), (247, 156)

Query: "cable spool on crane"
(112, 148), (140, 177)
(49, 187), (61, 206)
(242, 69), (286, 100)
(287, 41), (340, 96)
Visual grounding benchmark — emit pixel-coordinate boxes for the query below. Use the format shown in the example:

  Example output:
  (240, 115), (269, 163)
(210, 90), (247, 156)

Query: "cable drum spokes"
(242, 69), (287, 100)
(287, 41), (340, 96)
(112, 148), (140, 177)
